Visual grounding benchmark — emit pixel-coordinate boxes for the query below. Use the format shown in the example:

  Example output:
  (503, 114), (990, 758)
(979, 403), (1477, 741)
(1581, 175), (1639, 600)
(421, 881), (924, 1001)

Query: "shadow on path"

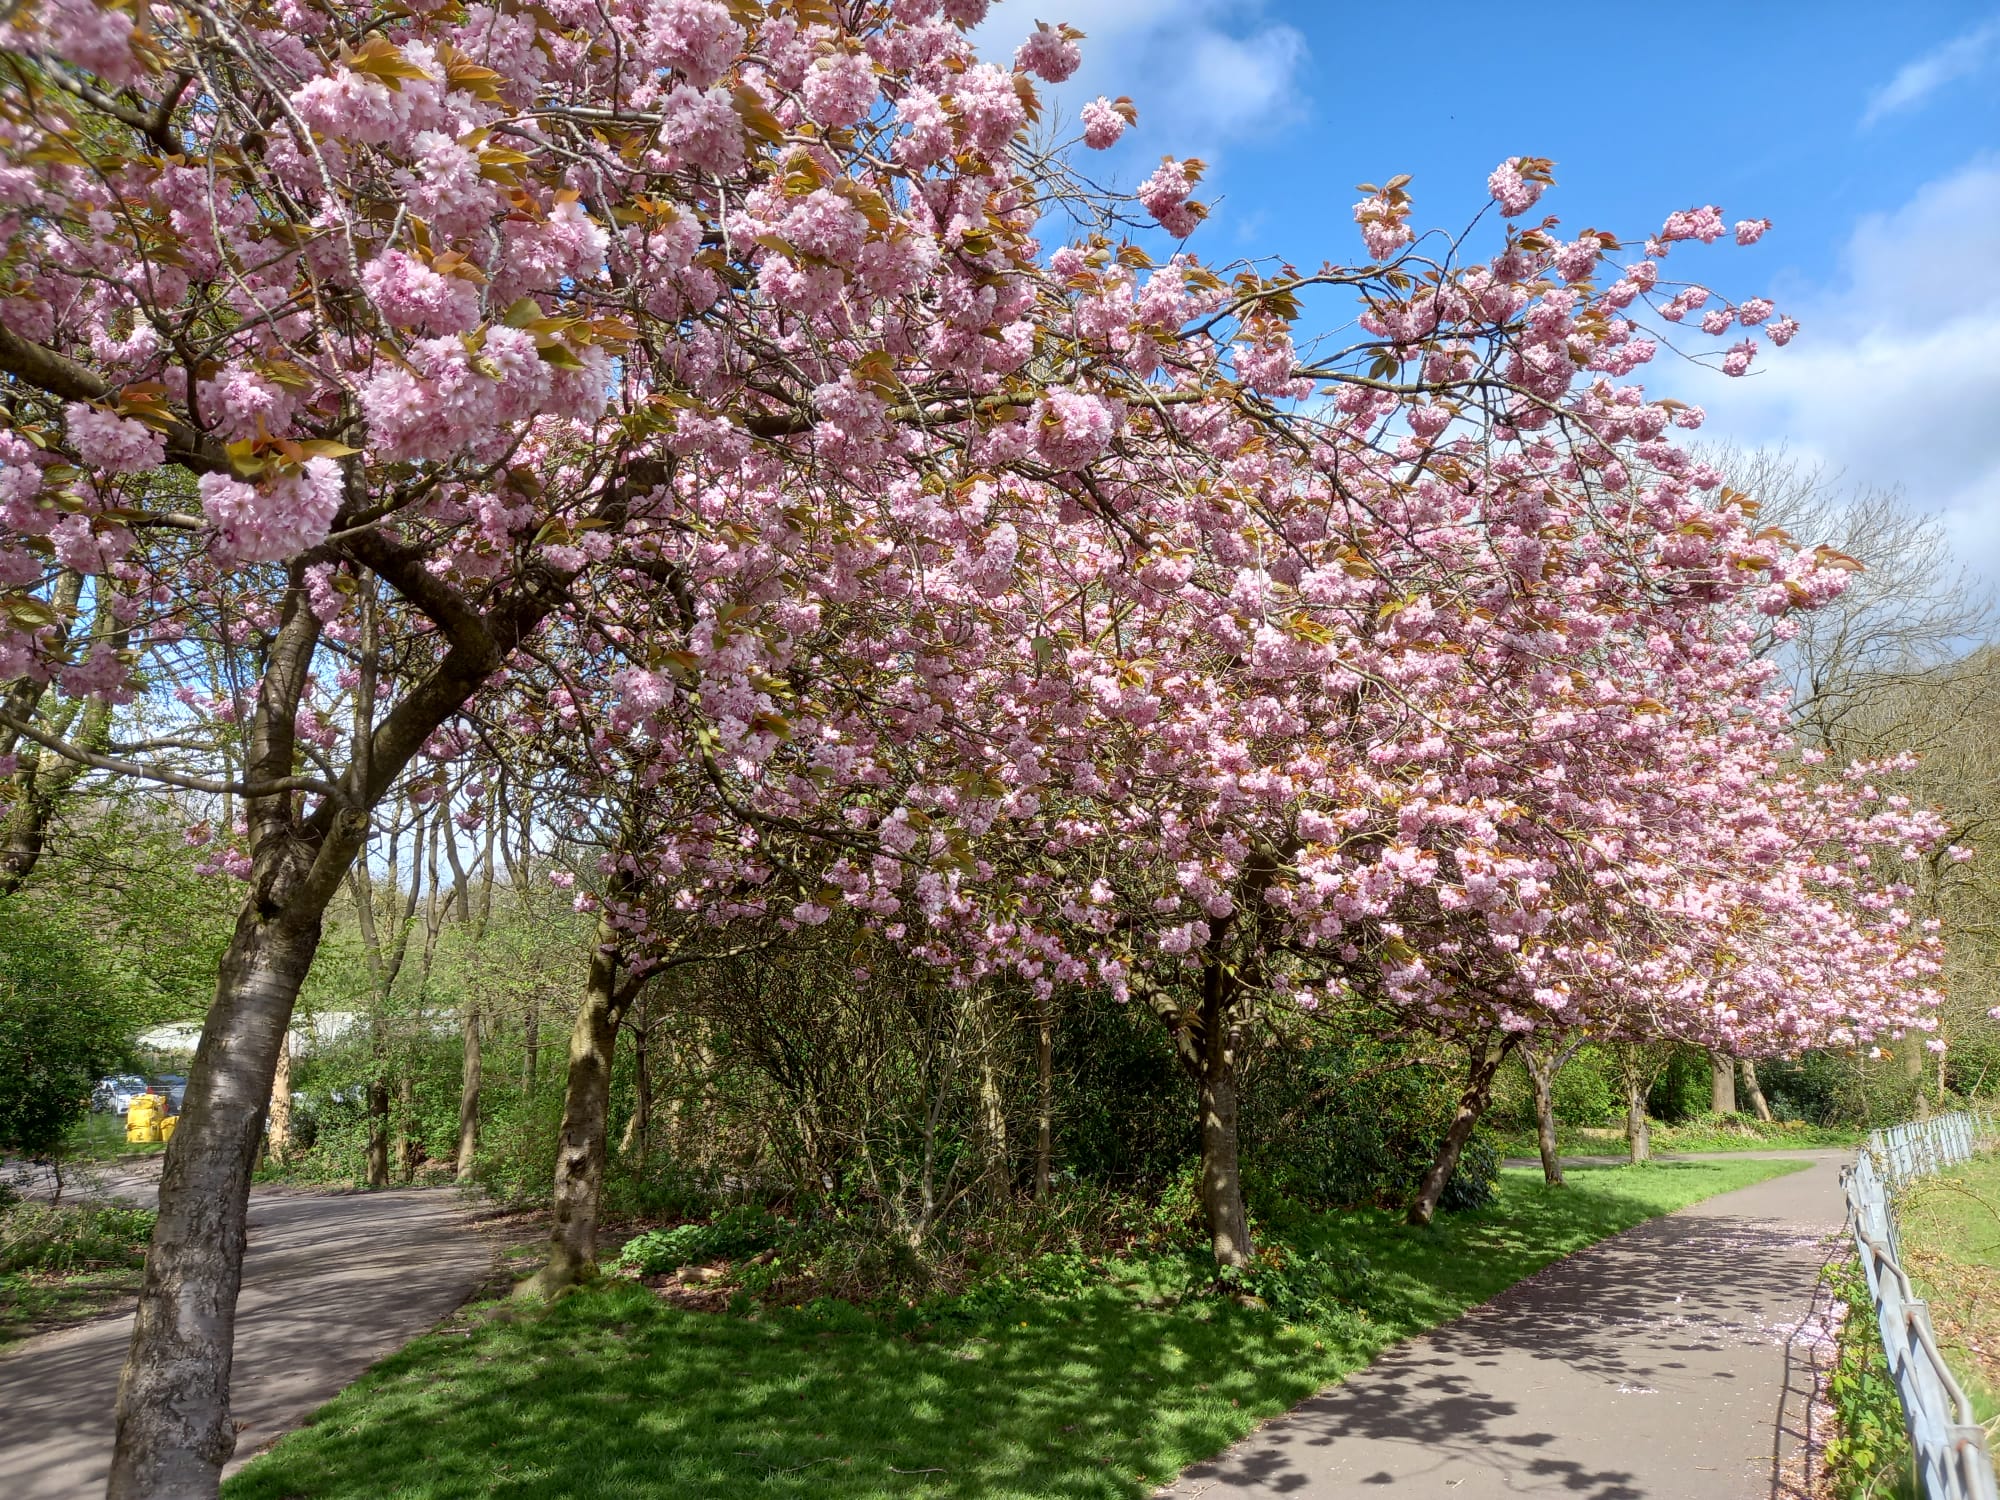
(1161, 1153), (1846, 1499)
(0, 1187), (493, 1500)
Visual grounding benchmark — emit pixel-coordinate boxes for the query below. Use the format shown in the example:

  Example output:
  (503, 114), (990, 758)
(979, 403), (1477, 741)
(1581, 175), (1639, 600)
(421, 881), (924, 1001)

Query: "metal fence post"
(1845, 1110), (2000, 1500)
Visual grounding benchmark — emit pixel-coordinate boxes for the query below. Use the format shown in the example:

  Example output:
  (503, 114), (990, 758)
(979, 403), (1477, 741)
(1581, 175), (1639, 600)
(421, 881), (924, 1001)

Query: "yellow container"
(158, 1115), (178, 1143)
(125, 1094), (163, 1143)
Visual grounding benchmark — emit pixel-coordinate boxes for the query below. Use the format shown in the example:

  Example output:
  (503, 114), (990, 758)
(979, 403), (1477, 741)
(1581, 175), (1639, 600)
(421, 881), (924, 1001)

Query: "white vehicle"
(93, 1075), (151, 1114)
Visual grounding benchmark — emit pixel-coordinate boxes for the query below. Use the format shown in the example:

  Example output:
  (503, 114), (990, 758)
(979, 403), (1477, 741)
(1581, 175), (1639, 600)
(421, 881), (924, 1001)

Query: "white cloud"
(973, 0), (1308, 162)
(1861, 14), (2000, 127)
(1689, 157), (2000, 583)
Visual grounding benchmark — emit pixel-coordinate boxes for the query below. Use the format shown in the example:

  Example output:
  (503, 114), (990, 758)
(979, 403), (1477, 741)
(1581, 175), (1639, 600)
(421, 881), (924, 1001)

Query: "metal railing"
(1843, 1111), (2000, 1500)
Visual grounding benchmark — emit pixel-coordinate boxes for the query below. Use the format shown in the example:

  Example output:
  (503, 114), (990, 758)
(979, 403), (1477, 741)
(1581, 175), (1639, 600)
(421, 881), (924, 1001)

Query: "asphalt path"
(0, 1181), (492, 1499)
(1159, 1150), (1849, 1499)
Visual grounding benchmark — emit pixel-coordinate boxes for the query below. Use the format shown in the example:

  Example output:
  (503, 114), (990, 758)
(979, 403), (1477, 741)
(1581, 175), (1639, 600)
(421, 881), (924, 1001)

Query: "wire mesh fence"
(1844, 1111), (2000, 1500)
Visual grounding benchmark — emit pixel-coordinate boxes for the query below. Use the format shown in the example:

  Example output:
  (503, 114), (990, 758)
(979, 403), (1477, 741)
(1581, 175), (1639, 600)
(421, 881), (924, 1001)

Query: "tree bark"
(1626, 1077), (1651, 1163)
(520, 907), (635, 1299)
(107, 856), (332, 1499)
(1408, 1036), (1509, 1226)
(618, 995), (650, 1161)
(1527, 1060), (1563, 1187)
(1739, 1057), (1773, 1122)
(456, 1003), (481, 1181)
(1034, 993), (1053, 1203)
(1710, 1051), (1738, 1116)
(1518, 1037), (1579, 1188)
(393, 1074), (415, 1182)
(365, 1074), (390, 1189)
(265, 1033), (291, 1166)
(973, 989), (1009, 1205)
(1196, 972), (1252, 1270)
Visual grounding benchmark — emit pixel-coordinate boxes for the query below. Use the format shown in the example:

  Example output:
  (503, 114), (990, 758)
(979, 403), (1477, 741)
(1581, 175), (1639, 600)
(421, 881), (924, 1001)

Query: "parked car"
(152, 1075), (188, 1113)
(92, 1075), (150, 1114)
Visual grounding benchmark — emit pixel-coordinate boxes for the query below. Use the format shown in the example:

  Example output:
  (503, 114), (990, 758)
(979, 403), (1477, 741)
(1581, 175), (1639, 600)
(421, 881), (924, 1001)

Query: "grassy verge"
(0, 1197), (156, 1346)
(1492, 1116), (1861, 1159)
(1889, 1150), (2000, 1418)
(227, 1158), (1802, 1500)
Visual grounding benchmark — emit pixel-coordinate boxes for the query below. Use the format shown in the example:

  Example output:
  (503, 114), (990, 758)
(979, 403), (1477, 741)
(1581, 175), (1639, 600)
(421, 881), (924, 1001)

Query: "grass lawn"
(1890, 1149), (2000, 1417)
(1490, 1117), (1861, 1160)
(226, 1158), (1804, 1500)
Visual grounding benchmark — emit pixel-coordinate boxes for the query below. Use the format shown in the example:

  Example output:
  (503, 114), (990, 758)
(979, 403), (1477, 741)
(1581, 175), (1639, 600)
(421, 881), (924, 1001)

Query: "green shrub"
(1225, 1241), (1375, 1322)
(0, 1201), (156, 1274)
(1438, 1138), (1500, 1213)
(1551, 1054), (1616, 1126)
(613, 1207), (786, 1277)
(1823, 1257), (1918, 1499)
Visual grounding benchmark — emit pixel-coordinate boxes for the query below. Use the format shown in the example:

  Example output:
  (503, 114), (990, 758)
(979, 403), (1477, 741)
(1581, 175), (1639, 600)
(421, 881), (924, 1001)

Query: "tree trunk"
(107, 886), (326, 1499)
(1034, 994), (1053, 1203)
(519, 913), (632, 1299)
(619, 1002), (650, 1161)
(1408, 1036), (1509, 1226)
(1529, 1063), (1564, 1187)
(393, 1074), (415, 1183)
(456, 1003), (481, 1181)
(1197, 983), (1251, 1271)
(1710, 1052), (1737, 1116)
(973, 991), (1009, 1205)
(522, 999), (540, 1093)
(265, 1034), (291, 1166)
(1740, 1058), (1773, 1122)
(365, 1075), (390, 1189)
(1626, 1077), (1651, 1163)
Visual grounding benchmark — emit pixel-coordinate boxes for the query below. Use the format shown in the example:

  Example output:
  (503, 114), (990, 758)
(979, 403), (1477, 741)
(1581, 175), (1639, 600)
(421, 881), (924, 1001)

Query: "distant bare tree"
(1704, 446), (1994, 759)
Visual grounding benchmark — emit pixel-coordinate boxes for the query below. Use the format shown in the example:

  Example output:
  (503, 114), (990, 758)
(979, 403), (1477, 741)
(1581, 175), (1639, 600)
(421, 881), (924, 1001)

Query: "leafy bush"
(1438, 1137), (1500, 1214)
(1551, 1055), (1617, 1126)
(614, 1207), (786, 1277)
(0, 1200), (156, 1274)
(1823, 1257), (1917, 1499)
(1224, 1241), (1376, 1322)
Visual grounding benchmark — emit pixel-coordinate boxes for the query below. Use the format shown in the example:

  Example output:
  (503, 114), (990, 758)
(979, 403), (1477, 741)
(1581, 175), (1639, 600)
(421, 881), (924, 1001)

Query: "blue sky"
(976, 1), (2000, 584)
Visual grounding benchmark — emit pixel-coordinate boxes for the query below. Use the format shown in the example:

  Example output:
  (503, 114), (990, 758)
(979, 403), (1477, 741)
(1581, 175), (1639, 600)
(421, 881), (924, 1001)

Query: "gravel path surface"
(1159, 1150), (1848, 1499)
(0, 1183), (492, 1499)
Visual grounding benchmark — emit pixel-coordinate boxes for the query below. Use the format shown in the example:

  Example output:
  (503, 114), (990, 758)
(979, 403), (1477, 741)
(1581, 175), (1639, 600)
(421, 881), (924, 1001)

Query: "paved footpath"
(0, 1185), (492, 1499)
(1161, 1150), (1848, 1500)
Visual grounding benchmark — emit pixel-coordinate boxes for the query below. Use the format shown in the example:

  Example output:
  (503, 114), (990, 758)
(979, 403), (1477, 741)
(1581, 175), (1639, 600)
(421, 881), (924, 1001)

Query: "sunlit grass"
(1893, 1150), (2000, 1417)
(226, 1159), (1803, 1500)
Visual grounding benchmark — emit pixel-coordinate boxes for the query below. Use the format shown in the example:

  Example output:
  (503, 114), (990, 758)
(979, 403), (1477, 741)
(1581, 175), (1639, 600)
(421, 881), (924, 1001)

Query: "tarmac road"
(1158, 1150), (1850, 1499)
(0, 1182), (492, 1499)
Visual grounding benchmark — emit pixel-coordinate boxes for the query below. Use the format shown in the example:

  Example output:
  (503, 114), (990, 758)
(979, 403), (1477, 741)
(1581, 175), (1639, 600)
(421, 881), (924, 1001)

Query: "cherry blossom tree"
(0, 1), (1276, 1490)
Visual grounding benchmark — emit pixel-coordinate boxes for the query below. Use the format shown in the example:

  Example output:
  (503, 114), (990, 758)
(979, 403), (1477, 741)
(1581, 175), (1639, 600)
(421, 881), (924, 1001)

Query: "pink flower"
(40, 0), (142, 87)
(64, 402), (163, 475)
(1015, 23), (1080, 83)
(362, 250), (481, 334)
(1736, 297), (1774, 326)
(1487, 157), (1545, 218)
(1734, 218), (1771, 246)
(1353, 193), (1413, 261)
(660, 84), (745, 174)
(802, 51), (877, 127)
(1661, 205), (1727, 243)
(955, 63), (1026, 154)
(640, 0), (743, 88)
(200, 457), (345, 564)
(1080, 96), (1130, 150)
(1721, 338), (1758, 377)
(1138, 158), (1205, 239)
(1768, 315), (1799, 346)
(1033, 388), (1118, 470)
